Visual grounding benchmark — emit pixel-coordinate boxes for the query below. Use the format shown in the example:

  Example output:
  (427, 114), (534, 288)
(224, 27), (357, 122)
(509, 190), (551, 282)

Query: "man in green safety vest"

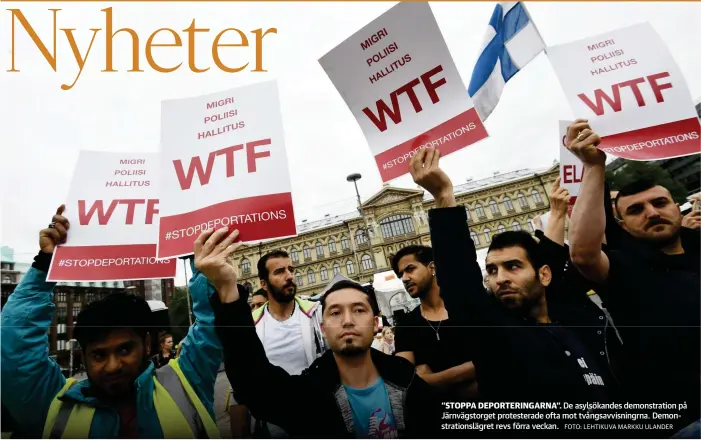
(0, 205), (225, 438)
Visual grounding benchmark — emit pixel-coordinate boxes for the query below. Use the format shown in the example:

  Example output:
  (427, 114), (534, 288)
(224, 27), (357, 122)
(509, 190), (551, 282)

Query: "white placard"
(547, 23), (700, 161)
(319, 2), (488, 181)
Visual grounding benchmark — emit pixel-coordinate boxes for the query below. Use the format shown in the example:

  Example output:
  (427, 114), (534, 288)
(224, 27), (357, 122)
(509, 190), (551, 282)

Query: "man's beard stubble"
(269, 283), (297, 303)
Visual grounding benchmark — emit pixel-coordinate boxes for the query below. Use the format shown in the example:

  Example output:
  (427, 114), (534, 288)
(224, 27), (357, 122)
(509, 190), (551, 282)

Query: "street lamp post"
(346, 173), (377, 279)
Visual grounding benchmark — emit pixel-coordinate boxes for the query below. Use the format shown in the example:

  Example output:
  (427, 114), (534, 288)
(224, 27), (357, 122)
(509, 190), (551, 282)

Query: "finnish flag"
(468, 2), (545, 121)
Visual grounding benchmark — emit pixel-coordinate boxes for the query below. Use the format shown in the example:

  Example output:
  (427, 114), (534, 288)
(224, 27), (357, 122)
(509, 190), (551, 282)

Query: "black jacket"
(214, 296), (442, 438)
(429, 207), (624, 436)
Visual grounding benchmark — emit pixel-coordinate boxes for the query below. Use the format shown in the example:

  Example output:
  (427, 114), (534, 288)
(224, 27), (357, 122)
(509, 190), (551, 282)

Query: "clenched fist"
(194, 227), (242, 303)
(40, 205), (70, 254)
(565, 119), (606, 168)
(409, 147), (456, 208)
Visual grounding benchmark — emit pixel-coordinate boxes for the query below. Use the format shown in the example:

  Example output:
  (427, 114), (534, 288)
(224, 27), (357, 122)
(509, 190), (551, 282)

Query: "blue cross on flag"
(468, 2), (545, 121)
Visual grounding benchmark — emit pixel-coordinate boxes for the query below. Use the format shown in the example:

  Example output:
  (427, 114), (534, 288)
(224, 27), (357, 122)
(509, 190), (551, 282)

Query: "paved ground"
(214, 370), (233, 438)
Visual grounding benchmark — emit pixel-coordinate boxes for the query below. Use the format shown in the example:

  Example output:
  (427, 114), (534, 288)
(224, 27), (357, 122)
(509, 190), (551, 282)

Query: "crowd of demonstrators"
(390, 246), (479, 402)
(0, 206), (224, 438)
(151, 332), (177, 369)
(194, 228), (441, 438)
(565, 120), (700, 435)
(228, 250), (328, 438)
(409, 148), (616, 415)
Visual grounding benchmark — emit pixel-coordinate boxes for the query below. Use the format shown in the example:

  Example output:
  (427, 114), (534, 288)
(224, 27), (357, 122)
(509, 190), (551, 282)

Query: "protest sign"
(158, 81), (296, 258)
(547, 23), (700, 161)
(559, 118), (583, 194)
(47, 151), (176, 282)
(319, 2), (489, 182)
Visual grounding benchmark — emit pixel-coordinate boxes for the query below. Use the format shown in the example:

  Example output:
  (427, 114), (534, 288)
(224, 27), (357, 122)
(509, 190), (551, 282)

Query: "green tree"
(168, 286), (193, 345)
(606, 160), (687, 203)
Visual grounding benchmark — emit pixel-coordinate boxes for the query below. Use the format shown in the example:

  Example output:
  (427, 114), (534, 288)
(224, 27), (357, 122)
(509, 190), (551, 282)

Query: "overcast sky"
(1, 2), (699, 286)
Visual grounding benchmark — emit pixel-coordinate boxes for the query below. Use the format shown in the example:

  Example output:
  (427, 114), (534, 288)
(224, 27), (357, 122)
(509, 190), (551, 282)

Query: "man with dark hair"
(565, 120), (700, 434)
(228, 250), (327, 438)
(193, 230), (440, 437)
(0, 206), (224, 438)
(391, 245), (478, 401)
(249, 288), (268, 312)
(409, 148), (618, 436)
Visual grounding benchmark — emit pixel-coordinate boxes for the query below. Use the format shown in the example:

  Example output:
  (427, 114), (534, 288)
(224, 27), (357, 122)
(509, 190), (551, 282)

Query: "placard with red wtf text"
(158, 81), (296, 259)
(319, 2), (489, 182)
(547, 23), (700, 161)
(47, 151), (176, 282)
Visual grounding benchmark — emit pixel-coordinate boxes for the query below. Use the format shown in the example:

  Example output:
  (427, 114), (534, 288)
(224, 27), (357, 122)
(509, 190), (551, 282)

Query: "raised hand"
(194, 227), (242, 303)
(39, 205), (70, 254)
(549, 177), (571, 217)
(565, 119), (606, 168)
(409, 147), (456, 208)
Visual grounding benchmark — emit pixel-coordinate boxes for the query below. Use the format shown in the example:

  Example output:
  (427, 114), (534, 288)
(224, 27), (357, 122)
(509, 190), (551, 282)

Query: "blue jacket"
(0, 259), (222, 438)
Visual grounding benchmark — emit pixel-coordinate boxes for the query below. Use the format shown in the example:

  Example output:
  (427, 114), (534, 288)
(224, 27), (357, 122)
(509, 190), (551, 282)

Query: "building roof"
(295, 165), (555, 235)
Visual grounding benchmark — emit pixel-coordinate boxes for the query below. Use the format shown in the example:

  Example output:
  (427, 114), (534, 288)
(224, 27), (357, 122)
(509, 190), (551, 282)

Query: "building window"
(355, 229), (368, 246)
(470, 231), (479, 246)
(346, 261), (355, 275)
(483, 228), (492, 244)
(512, 222), (522, 231)
(341, 237), (350, 250)
(315, 243), (324, 258)
(303, 246), (311, 259)
(86, 293), (95, 303)
(329, 239), (337, 253)
(73, 292), (80, 302)
(290, 248), (299, 263)
(57, 324), (66, 335)
(503, 197), (514, 211)
(56, 291), (66, 303)
(532, 190), (543, 204)
(73, 306), (81, 317)
(464, 205), (472, 221)
(56, 307), (67, 321)
(475, 204), (485, 218)
(489, 200), (499, 215)
(361, 255), (373, 271)
(295, 272), (304, 286)
(112, 281), (119, 288)
(497, 224), (506, 234)
(307, 270), (316, 284)
(518, 193), (528, 208)
(320, 267), (329, 281)
(2, 275), (11, 283)
(333, 264), (341, 275)
(379, 214), (415, 239)
(527, 219), (535, 232)
(241, 258), (251, 273)
(101, 282), (107, 288)
(57, 340), (66, 351)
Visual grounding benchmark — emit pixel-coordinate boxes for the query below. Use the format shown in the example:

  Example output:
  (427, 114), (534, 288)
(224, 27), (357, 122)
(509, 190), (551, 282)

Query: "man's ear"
(144, 333), (152, 356)
(320, 322), (326, 340)
(538, 265), (552, 287)
(373, 316), (380, 334)
(260, 279), (268, 291)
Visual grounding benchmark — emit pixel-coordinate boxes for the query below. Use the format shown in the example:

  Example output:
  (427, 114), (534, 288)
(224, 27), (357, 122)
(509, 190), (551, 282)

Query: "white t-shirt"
(262, 304), (309, 375)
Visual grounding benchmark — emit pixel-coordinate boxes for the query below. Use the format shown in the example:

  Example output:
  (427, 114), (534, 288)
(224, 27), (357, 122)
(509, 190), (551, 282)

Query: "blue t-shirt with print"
(343, 377), (398, 438)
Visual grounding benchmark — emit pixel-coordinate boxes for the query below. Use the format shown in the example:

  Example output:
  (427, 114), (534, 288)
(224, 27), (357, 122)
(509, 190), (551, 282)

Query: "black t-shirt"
(394, 306), (474, 374)
(540, 323), (610, 404)
(602, 230), (700, 428)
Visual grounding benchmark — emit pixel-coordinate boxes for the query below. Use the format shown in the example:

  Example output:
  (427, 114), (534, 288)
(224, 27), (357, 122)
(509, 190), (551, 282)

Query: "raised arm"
(194, 227), (306, 432)
(544, 177), (569, 246)
(174, 256), (224, 418)
(409, 148), (496, 325)
(1, 206), (69, 435)
(566, 120), (611, 284)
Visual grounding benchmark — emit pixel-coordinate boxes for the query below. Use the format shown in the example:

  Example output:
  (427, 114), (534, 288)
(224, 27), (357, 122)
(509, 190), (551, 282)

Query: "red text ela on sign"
(563, 165), (584, 184)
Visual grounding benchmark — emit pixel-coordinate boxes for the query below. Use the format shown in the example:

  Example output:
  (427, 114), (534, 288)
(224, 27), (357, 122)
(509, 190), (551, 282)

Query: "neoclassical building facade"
(230, 164), (559, 297)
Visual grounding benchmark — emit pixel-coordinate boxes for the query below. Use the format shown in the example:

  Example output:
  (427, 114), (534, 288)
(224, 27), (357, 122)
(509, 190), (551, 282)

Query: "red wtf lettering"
(562, 165), (584, 184)
(78, 199), (159, 225)
(362, 65), (447, 132)
(578, 72), (673, 116)
(172, 138), (272, 190)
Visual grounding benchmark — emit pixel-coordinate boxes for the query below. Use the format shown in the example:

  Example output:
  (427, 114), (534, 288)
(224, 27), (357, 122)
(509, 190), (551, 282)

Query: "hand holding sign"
(409, 147), (455, 208)
(565, 119), (606, 168)
(194, 227), (243, 303)
(40, 205), (70, 254)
